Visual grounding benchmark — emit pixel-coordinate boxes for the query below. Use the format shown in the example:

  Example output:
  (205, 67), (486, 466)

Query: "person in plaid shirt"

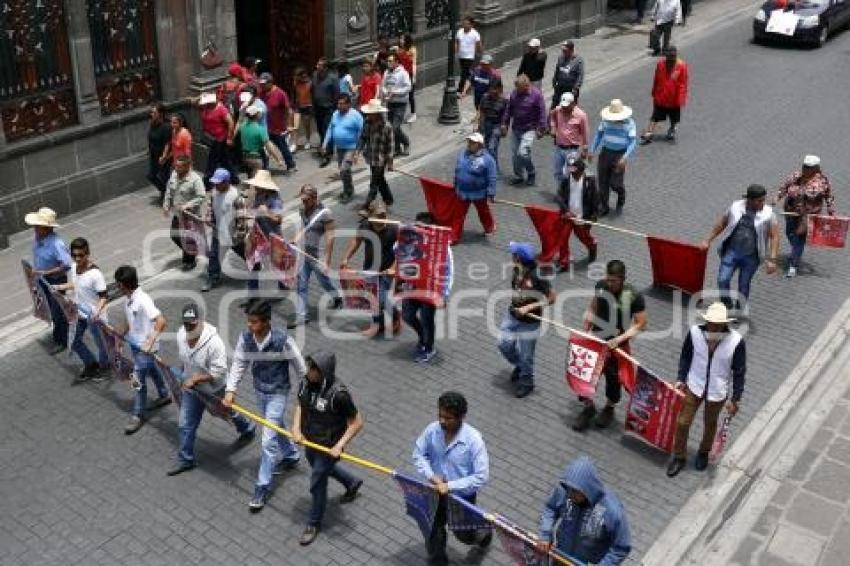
(774, 155), (835, 278)
(356, 98), (395, 211)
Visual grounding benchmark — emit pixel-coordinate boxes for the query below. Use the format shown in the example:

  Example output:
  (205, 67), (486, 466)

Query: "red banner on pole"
(339, 270), (379, 311)
(245, 223), (270, 271)
(807, 215), (849, 248)
(97, 322), (134, 382)
(565, 334), (610, 397)
(396, 223), (452, 305)
(179, 210), (208, 257)
(613, 342), (636, 395)
(47, 284), (79, 352)
(525, 205), (567, 263)
(623, 367), (684, 453)
(709, 414), (732, 465)
(21, 259), (51, 322)
(269, 234), (297, 289)
(419, 176), (464, 228)
(646, 235), (707, 295)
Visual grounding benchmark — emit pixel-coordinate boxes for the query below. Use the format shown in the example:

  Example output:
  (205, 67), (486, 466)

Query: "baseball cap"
(744, 184), (767, 199)
(466, 132), (485, 145)
(481, 53), (493, 64)
(182, 303), (200, 323)
(568, 157), (586, 172)
(245, 105), (260, 117)
(209, 168), (231, 184)
(561, 40), (575, 48)
(559, 92), (575, 107)
(508, 241), (537, 264)
(259, 72), (273, 83)
(528, 38), (541, 48)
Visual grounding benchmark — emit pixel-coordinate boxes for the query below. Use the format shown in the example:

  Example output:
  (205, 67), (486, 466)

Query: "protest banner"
(339, 269), (379, 311)
(646, 235), (707, 295)
(395, 223), (452, 305)
(613, 342), (636, 395)
(565, 335), (610, 397)
(495, 515), (581, 566)
(807, 215), (849, 248)
(419, 176), (464, 228)
(525, 205), (567, 264)
(393, 472), (440, 540)
(245, 223), (271, 271)
(46, 284), (78, 354)
(709, 414), (733, 465)
(448, 495), (493, 533)
(97, 322), (134, 382)
(179, 210), (208, 257)
(269, 234), (297, 289)
(21, 259), (51, 322)
(623, 367), (684, 453)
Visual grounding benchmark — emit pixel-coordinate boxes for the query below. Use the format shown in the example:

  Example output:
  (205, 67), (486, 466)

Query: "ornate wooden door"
(268, 1), (323, 95)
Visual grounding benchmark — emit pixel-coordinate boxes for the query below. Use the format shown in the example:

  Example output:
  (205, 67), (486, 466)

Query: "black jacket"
(556, 175), (598, 220)
(517, 51), (547, 82)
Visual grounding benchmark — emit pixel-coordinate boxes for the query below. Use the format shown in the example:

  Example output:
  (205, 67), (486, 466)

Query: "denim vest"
(241, 328), (291, 394)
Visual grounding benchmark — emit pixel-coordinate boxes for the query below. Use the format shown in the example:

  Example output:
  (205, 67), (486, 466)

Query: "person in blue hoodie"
(451, 132), (498, 245)
(537, 456), (631, 565)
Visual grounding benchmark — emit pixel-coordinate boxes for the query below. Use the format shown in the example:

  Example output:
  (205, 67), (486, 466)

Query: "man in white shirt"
(554, 158), (598, 271)
(54, 237), (110, 381)
(455, 16), (483, 95)
(203, 168), (248, 292)
(167, 303), (256, 476)
(114, 265), (171, 434)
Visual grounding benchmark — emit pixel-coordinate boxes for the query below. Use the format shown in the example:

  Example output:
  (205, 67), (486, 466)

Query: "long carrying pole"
(492, 198), (649, 239)
(525, 313), (640, 367)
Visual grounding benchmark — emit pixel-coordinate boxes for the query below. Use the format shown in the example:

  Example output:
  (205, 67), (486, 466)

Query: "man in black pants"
(312, 57), (338, 156)
(573, 260), (647, 432)
(356, 98), (395, 210)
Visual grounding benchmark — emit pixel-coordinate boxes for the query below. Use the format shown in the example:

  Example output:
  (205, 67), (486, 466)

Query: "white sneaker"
(406, 113), (417, 123)
(786, 266), (797, 278)
(304, 142), (311, 150)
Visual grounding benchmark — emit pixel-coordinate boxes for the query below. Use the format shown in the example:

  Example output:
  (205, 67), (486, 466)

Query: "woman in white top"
(455, 16), (483, 96)
(54, 238), (110, 381)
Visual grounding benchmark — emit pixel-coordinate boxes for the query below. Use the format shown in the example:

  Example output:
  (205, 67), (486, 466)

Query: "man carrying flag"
(244, 170), (287, 308)
(536, 456), (631, 564)
(452, 132), (498, 245)
(573, 260), (647, 432)
(667, 302), (745, 477)
(413, 391), (491, 565)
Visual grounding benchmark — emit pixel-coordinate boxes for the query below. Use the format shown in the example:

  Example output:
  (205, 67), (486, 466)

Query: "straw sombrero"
(24, 207), (61, 228)
(600, 98), (632, 121)
(360, 98), (388, 114)
(699, 302), (736, 324)
(245, 170), (280, 192)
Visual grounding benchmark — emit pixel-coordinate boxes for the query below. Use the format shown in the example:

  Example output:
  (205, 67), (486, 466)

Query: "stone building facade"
(0, 0), (605, 240)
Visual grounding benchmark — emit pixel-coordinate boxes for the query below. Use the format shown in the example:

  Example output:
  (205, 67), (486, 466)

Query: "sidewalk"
(0, 0), (757, 327)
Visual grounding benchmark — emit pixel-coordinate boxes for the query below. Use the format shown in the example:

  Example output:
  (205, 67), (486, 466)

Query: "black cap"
(568, 157), (586, 172)
(182, 302), (200, 323)
(744, 184), (767, 199)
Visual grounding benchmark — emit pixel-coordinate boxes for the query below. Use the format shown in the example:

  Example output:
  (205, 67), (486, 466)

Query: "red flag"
(709, 414), (732, 465)
(646, 235), (707, 295)
(565, 334), (610, 397)
(396, 223), (452, 305)
(613, 342), (637, 395)
(419, 176), (464, 228)
(339, 269), (379, 311)
(245, 223), (270, 270)
(525, 205), (567, 263)
(807, 215), (849, 248)
(269, 234), (297, 289)
(624, 367), (684, 453)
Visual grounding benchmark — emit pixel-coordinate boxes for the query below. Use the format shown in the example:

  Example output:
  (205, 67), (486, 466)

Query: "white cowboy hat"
(528, 38), (541, 48)
(360, 98), (388, 114)
(699, 302), (736, 324)
(600, 98), (632, 121)
(466, 132), (485, 145)
(25, 207), (60, 228)
(803, 154), (820, 167)
(245, 170), (280, 192)
(199, 92), (217, 105)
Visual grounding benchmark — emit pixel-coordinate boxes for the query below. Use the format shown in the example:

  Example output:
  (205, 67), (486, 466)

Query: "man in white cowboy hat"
(667, 301), (746, 477)
(243, 170), (287, 307)
(163, 154), (206, 271)
(355, 98), (395, 211)
(452, 132), (498, 245)
(26, 207), (72, 354)
(589, 99), (637, 217)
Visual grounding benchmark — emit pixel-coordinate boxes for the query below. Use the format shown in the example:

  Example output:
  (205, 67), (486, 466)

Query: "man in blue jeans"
(292, 351), (364, 546)
(114, 265), (172, 435)
(701, 184), (779, 311)
(497, 242), (555, 398)
(167, 303), (256, 476)
(223, 301), (305, 511)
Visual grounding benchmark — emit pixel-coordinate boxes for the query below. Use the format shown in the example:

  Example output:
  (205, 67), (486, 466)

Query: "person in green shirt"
(239, 105), (283, 176)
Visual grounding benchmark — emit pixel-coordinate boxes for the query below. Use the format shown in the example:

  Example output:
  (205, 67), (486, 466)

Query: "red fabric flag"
(396, 223), (452, 305)
(339, 269), (379, 311)
(419, 176), (464, 228)
(613, 342), (637, 395)
(709, 414), (732, 465)
(565, 334), (610, 397)
(646, 235), (707, 295)
(269, 234), (297, 289)
(179, 210), (208, 257)
(525, 205), (567, 263)
(807, 215), (849, 248)
(245, 223), (270, 270)
(624, 367), (684, 453)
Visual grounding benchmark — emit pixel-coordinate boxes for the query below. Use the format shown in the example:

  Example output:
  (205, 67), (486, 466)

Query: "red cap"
(228, 62), (243, 78)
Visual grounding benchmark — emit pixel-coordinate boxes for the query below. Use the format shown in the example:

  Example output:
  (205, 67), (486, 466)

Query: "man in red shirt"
(640, 46), (688, 144)
(258, 72), (297, 173)
(357, 60), (383, 110)
(199, 92), (237, 185)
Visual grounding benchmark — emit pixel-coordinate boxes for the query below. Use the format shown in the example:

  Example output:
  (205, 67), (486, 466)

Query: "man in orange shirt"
(640, 46), (688, 145)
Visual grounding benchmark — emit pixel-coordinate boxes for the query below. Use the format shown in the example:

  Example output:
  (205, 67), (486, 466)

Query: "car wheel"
(816, 24), (829, 47)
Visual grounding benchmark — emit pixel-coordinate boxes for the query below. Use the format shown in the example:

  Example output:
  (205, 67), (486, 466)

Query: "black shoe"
(666, 127), (677, 142)
(273, 458), (300, 475)
(615, 195), (626, 210)
(299, 525), (320, 546)
(651, 49), (661, 56)
(249, 485), (270, 512)
(329, 297), (344, 310)
(666, 458), (686, 478)
(166, 461), (197, 476)
(509, 176), (525, 186)
(319, 156), (331, 168)
(49, 343), (67, 355)
(525, 175), (536, 187)
(147, 396), (172, 411)
(510, 367), (521, 383)
(595, 406), (615, 428)
(639, 133), (653, 145)
(514, 384), (534, 398)
(234, 427), (256, 448)
(180, 261), (197, 271)
(478, 530), (493, 548)
(587, 246), (598, 263)
(77, 364), (99, 382)
(598, 206), (610, 218)
(201, 277), (220, 292)
(694, 452), (709, 471)
(396, 148), (410, 157)
(573, 405), (597, 432)
(340, 479), (363, 504)
(286, 318), (309, 329)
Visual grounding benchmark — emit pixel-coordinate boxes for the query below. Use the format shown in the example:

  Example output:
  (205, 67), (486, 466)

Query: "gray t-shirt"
(301, 204), (333, 256)
(728, 211), (757, 257)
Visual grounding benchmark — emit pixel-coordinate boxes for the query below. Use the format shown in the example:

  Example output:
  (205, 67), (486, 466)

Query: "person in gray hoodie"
(167, 303), (256, 476)
(292, 351), (364, 546)
(381, 54), (412, 156)
(537, 456), (631, 565)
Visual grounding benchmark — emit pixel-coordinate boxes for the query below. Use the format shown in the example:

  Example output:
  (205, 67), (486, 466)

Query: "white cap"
(466, 132), (485, 144)
(199, 92), (216, 105)
(239, 91), (252, 103)
(559, 92), (575, 107)
(528, 38), (541, 48)
(803, 154), (820, 167)
(245, 105), (260, 117)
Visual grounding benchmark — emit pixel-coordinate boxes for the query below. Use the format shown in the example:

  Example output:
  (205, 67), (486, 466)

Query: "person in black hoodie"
(312, 57), (339, 161)
(147, 103), (172, 200)
(517, 38), (547, 90)
(292, 351), (364, 546)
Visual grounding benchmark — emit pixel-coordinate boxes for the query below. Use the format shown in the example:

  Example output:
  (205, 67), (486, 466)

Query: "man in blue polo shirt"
(321, 93), (364, 203)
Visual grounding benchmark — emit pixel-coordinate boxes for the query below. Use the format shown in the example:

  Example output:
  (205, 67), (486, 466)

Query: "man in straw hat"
(163, 154), (206, 271)
(452, 132), (498, 245)
(356, 98), (395, 211)
(701, 184), (779, 311)
(26, 207), (72, 354)
(667, 301), (746, 477)
(243, 170), (287, 308)
(589, 99), (637, 217)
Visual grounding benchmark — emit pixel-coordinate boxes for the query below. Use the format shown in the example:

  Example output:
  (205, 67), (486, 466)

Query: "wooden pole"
(526, 313), (641, 367)
(492, 198), (648, 239)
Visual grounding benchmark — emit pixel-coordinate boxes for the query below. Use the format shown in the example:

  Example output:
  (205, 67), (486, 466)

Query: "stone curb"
(642, 298), (850, 565)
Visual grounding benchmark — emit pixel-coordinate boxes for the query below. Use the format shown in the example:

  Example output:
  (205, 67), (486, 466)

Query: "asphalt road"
(2, 15), (850, 566)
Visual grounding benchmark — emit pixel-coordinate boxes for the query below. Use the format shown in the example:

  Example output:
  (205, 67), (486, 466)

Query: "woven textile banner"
(179, 210), (208, 257)
(393, 472), (440, 540)
(21, 259), (51, 322)
(565, 335), (610, 397)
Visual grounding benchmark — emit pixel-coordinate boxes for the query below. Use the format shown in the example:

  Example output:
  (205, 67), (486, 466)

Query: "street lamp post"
(437, 0), (460, 124)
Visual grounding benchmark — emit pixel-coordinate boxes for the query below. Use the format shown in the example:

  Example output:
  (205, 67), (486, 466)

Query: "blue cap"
(209, 168), (231, 184)
(508, 241), (537, 264)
